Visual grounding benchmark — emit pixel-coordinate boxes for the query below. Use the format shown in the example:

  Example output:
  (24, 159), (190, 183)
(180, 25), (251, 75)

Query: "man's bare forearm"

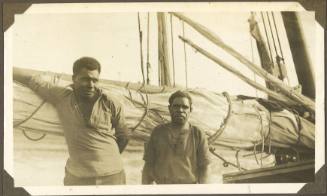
(198, 165), (210, 184)
(142, 163), (154, 184)
(116, 137), (129, 153)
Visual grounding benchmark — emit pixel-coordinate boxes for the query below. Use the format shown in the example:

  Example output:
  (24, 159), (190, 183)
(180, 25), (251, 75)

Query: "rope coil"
(208, 91), (232, 144)
(15, 74), (62, 141)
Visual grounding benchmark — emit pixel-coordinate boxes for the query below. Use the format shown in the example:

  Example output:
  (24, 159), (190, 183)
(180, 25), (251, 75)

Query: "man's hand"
(116, 137), (129, 153)
(142, 162), (154, 184)
(198, 164), (210, 184)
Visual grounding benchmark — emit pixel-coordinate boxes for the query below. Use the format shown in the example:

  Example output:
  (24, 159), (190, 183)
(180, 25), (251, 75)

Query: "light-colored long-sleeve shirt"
(28, 74), (129, 177)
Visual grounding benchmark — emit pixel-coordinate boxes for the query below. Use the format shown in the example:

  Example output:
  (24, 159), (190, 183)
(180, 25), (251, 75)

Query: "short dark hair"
(168, 90), (192, 107)
(73, 57), (101, 75)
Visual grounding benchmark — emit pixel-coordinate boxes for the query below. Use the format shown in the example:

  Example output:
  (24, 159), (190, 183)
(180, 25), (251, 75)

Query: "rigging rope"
(124, 82), (169, 134)
(146, 12), (151, 85)
(14, 101), (46, 128)
(271, 12), (285, 64)
(137, 13), (146, 84)
(267, 12), (286, 81)
(208, 92), (232, 144)
(260, 12), (275, 65)
(235, 150), (242, 171)
(22, 128), (47, 141)
(14, 74), (62, 141)
(209, 146), (247, 171)
(271, 12), (290, 84)
(181, 21), (188, 88)
(131, 14), (151, 133)
(131, 91), (149, 133)
(266, 12), (279, 59)
(170, 14), (176, 87)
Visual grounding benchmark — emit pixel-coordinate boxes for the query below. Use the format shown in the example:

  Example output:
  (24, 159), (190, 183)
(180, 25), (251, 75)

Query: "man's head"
(72, 57), (101, 101)
(168, 90), (193, 126)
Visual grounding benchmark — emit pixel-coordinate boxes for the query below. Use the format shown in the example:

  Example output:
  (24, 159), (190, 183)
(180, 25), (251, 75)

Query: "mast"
(157, 12), (172, 86)
(281, 12), (315, 99)
(248, 13), (279, 92)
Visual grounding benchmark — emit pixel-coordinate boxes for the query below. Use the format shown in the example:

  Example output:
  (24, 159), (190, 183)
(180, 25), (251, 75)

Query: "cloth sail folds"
(13, 71), (314, 150)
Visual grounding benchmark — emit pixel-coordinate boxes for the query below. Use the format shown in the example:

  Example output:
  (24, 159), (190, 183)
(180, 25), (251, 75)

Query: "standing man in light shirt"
(13, 57), (130, 185)
(142, 90), (211, 184)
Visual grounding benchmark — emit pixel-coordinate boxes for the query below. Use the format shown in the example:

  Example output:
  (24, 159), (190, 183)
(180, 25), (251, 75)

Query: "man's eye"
(173, 105), (189, 109)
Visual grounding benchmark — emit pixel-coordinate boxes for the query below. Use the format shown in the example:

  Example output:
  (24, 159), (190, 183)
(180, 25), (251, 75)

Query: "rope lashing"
(292, 109), (303, 146)
(125, 81), (150, 133)
(254, 106), (265, 167)
(235, 150), (242, 171)
(14, 101), (46, 128)
(22, 128), (47, 141)
(209, 146), (247, 171)
(130, 91), (149, 133)
(243, 106), (269, 166)
(15, 74), (62, 141)
(125, 82), (167, 95)
(253, 142), (260, 165)
(124, 82), (138, 109)
(208, 92), (232, 144)
(123, 83), (169, 133)
(268, 111), (272, 154)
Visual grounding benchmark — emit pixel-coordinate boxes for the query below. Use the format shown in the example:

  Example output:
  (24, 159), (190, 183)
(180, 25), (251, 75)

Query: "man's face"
(169, 97), (192, 125)
(72, 68), (100, 100)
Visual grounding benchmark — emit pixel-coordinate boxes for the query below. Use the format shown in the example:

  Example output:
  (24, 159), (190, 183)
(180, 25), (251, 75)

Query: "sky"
(11, 3), (316, 96)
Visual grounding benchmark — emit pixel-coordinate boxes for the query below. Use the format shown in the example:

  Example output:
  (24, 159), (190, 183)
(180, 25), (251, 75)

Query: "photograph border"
(1, 0), (326, 195)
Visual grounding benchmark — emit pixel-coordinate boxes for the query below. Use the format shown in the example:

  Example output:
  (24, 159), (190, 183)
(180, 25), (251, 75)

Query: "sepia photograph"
(3, 1), (325, 195)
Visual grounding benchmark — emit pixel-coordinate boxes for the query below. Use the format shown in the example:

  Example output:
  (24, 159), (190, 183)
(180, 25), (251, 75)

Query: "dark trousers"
(64, 169), (126, 185)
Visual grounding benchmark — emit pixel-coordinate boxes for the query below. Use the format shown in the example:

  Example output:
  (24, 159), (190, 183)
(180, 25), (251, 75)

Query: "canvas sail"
(14, 71), (314, 150)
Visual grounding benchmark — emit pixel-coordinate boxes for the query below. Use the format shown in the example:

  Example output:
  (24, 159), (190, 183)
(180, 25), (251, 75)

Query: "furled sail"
(14, 70), (314, 150)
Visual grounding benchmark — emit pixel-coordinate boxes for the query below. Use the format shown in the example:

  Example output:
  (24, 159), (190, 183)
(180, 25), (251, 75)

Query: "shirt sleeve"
(28, 74), (66, 104)
(196, 128), (211, 167)
(143, 128), (157, 165)
(111, 100), (130, 139)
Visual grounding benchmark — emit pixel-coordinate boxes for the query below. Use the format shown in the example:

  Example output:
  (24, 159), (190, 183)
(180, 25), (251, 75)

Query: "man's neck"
(170, 122), (190, 132)
(75, 88), (100, 104)
(78, 96), (98, 104)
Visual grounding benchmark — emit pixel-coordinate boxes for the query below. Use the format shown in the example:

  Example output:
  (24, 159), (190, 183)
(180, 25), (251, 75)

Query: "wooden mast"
(281, 12), (315, 99)
(157, 12), (172, 86)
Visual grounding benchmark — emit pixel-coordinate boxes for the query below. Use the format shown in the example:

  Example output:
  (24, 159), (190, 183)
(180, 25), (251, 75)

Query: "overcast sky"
(10, 3), (316, 96)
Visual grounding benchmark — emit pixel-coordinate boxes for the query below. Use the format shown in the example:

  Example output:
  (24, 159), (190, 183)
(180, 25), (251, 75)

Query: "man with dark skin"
(13, 57), (130, 185)
(142, 90), (211, 184)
